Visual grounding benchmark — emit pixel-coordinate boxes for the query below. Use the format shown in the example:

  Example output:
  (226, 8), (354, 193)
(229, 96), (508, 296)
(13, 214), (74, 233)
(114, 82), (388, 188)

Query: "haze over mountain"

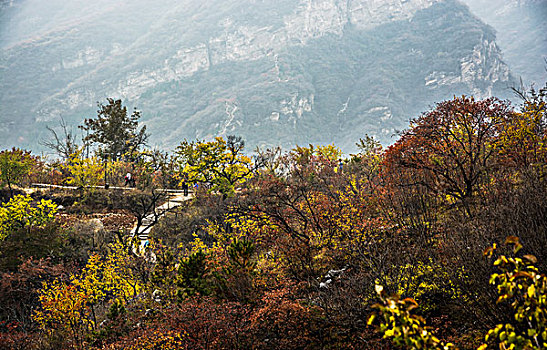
(0, 0), (524, 153)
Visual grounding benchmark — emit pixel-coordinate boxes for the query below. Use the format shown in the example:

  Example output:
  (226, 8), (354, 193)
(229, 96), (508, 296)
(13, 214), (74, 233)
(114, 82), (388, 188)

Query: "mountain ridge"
(0, 0), (515, 153)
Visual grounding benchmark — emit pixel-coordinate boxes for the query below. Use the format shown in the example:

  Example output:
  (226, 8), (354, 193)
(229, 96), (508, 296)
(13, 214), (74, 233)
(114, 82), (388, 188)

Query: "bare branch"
(40, 117), (78, 160)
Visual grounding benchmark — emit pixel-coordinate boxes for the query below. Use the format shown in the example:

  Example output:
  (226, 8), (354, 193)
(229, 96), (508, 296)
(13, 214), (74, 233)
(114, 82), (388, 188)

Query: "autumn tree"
(227, 144), (385, 285)
(254, 146), (285, 177)
(64, 150), (104, 191)
(0, 258), (70, 345)
(346, 135), (383, 194)
(0, 194), (57, 242)
(495, 83), (547, 169)
(384, 96), (512, 214)
(291, 143), (342, 165)
(80, 98), (148, 160)
(108, 149), (178, 190)
(0, 194), (60, 273)
(134, 149), (179, 190)
(34, 242), (142, 348)
(0, 148), (35, 197)
(175, 135), (259, 196)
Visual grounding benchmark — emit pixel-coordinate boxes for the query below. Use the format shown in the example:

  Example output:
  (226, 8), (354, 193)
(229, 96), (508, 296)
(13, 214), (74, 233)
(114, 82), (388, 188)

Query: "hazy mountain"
(0, 0), (515, 153)
(460, 0), (547, 86)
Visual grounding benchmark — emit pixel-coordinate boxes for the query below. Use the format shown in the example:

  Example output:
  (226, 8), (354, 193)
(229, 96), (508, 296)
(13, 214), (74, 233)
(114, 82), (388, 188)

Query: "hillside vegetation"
(0, 85), (545, 349)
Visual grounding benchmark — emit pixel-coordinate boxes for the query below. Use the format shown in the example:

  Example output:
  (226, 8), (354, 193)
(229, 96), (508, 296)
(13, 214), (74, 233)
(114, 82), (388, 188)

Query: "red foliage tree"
(383, 96), (513, 214)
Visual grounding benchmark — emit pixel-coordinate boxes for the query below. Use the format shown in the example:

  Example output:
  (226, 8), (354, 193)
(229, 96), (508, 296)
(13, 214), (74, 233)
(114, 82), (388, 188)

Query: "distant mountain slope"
(460, 0), (547, 86)
(0, 0), (514, 153)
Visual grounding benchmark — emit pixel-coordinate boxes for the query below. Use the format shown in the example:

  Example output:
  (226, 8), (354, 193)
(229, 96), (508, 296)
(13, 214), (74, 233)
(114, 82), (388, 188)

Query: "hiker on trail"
(124, 172), (135, 187)
(182, 180), (189, 196)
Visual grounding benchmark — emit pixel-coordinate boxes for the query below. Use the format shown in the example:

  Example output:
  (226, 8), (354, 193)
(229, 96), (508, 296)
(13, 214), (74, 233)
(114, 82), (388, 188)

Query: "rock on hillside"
(460, 0), (547, 86)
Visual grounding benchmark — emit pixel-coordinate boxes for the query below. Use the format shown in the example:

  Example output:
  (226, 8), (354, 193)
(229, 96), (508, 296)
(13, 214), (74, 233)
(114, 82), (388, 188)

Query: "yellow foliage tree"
(175, 136), (255, 196)
(64, 150), (104, 191)
(0, 148), (35, 197)
(34, 281), (90, 349)
(495, 93), (547, 169)
(291, 143), (342, 165)
(0, 194), (57, 241)
(34, 241), (142, 348)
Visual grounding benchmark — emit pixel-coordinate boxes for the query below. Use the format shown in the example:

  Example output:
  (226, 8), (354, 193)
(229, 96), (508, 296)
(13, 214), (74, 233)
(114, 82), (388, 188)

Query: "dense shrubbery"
(0, 86), (545, 349)
(369, 237), (546, 350)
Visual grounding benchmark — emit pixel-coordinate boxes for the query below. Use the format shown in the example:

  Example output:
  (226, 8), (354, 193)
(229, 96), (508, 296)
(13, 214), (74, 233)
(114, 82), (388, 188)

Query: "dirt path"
(130, 191), (194, 242)
(29, 183), (194, 243)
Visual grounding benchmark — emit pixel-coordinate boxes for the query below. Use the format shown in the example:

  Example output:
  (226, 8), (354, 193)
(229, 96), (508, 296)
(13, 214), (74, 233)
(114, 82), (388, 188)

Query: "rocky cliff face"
(425, 38), (511, 97)
(460, 0), (546, 85)
(48, 0), (443, 109)
(0, 0), (515, 152)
